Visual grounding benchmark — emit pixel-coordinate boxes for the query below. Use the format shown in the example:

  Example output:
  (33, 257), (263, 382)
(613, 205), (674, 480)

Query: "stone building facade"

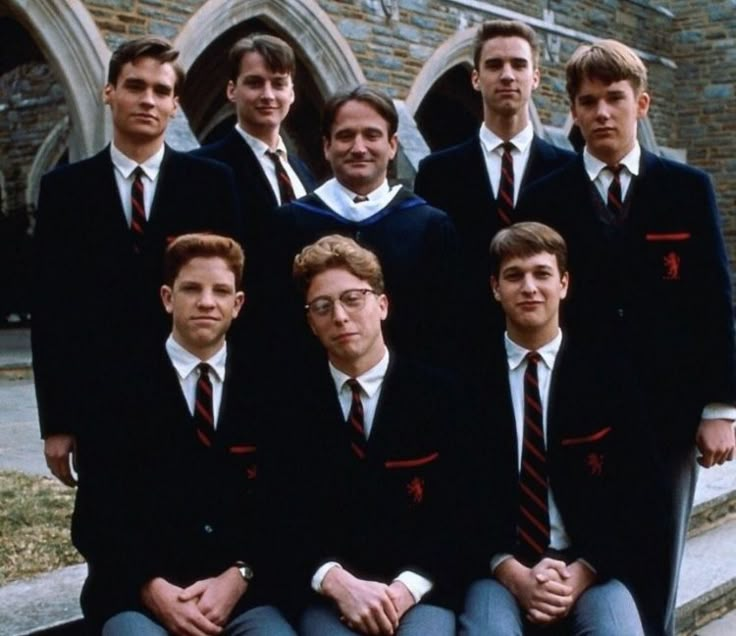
(1, 0), (734, 317)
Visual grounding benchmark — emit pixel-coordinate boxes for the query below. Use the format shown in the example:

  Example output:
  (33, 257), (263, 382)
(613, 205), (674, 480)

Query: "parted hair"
(489, 222), (568, 276)
(566, 39), (648, 102)
(473, 20), (541, 70)
(228, 34), (296, 81)
(293, 234), (385, 295)
(321, 85), (398, 139)
(107, 36), (185, 95)
(164, 234), (245, 290)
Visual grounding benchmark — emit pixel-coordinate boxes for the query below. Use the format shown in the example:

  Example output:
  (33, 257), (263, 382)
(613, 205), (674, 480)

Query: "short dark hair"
(164, 234), (245, 290)
(107, 36), (185, 95)
(473, 20), (540, 70)
(566, 39), (648, 103)
(489, 222), (568, 277)
(228, 34), (296, 82)
(321, 85), (398, 139)
(293, 234), (385, 297)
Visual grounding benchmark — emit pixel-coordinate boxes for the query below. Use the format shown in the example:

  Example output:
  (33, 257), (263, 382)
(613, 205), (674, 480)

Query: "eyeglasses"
(305, 288), (377, 317)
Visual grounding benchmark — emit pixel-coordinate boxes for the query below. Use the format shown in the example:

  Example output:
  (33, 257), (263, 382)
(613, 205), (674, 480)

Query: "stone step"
(689, 461), (736, 537)
(693, 608), (736, 635)
(676, 516), (736, 635)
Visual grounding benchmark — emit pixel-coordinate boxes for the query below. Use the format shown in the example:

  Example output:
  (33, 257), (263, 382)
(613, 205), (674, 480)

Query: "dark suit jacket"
(31, 145), (239, 579)
(286, 354), (467, 610)
(414, 135), (574, 365)
(465, 336), (664, 586)
(517, 151), (736, 444)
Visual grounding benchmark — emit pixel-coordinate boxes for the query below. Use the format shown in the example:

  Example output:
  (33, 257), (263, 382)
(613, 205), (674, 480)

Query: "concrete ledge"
(690, 462), (736, 537)
(0, 564), (85, 636)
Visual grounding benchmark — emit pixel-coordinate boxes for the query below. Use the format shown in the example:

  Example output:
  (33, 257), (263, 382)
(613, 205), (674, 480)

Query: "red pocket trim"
(229, 445), (257, 454)
(645, 232), (691, 241)
(384, 451), (439, 469)
(560, 427), (612, 446)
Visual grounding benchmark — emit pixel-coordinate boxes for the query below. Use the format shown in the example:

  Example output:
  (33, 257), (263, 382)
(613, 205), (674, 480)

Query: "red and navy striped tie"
(194, 363), (214, 447)
(497, 141), (515, 226)
(346, 379), (367, 460)
(607, 165), (625, 223)
(517, 351), (550, 561)
(130, 166), (146, 253)
(266, 150), (296, 204)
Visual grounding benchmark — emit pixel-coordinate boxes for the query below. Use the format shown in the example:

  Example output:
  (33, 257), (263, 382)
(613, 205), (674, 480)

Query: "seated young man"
(288, 235), (463, 636)
(460, 222), (653, 636)
(102, 234), (295, 636)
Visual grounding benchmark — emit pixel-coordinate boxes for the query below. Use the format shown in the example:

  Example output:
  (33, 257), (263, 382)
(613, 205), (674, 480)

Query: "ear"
(387, 134), (398, 161)
(636, 91), (651, 119)
(471, 68), (481, 92)
(160, 285), (174, 314)
(103, 83), (113, 105)
(377, 293), (389, 321)
(232, 291), (245, 318)
(323, 136), (332, 161)
(531, 66), (541, 90)
(560, 272), (570, 299)
(490, 276), (501, 301)
(226, 80), (236, 104)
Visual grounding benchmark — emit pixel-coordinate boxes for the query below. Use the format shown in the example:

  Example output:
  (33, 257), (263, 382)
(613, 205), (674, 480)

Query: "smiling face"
(306, 267), (388, 376)
(227, 50), (294, 143)
(103, 56), (178, 153)
(492, 251), (568, 349)
(161, 256), (244, 360)
(472, 35), (540, 130)
(323, 100), (398, 196)
(572, 77), (650, 165)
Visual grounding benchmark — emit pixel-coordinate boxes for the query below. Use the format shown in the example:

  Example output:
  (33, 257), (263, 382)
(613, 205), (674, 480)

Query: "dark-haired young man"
(415, 20), (573, 359)
(517, 39), (736, 635)
(31, 36), (238, 627)
(274, 86), (458, 368)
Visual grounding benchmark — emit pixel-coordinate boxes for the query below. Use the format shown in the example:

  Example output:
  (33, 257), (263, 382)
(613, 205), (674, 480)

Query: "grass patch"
(0, 470), (82, 584)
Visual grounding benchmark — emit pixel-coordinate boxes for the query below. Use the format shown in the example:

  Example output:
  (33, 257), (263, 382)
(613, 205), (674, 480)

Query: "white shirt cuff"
(701, 403), (736, 421)
(311, 562), (341, 593)
(394, 570), (433, 603)
(490, 553), (513, 574)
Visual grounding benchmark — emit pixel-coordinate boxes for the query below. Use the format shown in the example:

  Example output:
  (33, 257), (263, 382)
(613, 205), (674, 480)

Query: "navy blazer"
(414, 135), (573, 363)
(464, 336), (664, 585)
(517, 151), (736, 443)
(286, 354), (467, 610)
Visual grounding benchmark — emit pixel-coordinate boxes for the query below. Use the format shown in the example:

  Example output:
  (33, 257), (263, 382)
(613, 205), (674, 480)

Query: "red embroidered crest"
(246, 465), (257, 480)
(585, 453), (604, 476)
(663, 251), (681, 280)
(407, 477), (425, 504)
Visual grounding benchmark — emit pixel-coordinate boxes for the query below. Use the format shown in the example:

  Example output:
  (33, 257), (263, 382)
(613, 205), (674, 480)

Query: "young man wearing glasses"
(285, 234), (464, 636)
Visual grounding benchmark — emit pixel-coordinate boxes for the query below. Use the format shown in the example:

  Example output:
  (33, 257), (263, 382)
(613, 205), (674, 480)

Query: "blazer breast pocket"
(227, 444), (258, 484)
(383, 451), (440, 507)
(642, 231), (692, 286)
(559, 427), (611, 479)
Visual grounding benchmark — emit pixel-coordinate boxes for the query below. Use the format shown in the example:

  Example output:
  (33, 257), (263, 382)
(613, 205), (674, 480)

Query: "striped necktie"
(497, 141), (515, 226)
(194, 363), (215, 448)
(266, 150), (296, 204)
(346, 378), (367, 460)
(607, 165), (625, 222)
(130, 166), (146, 252)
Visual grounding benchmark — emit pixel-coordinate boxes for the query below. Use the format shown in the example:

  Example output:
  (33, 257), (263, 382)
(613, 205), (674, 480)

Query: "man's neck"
(330, 345), (386, 378)
(587, 140), (637, 167)
(239, 120), (280, 151)
(484, 110), (529, 142)
(507, 324), (559, 352)
(113, 134), (164, 164)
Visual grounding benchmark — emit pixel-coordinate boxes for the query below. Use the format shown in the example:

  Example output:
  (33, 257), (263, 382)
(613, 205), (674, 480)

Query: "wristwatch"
(234, 561), (255, 582)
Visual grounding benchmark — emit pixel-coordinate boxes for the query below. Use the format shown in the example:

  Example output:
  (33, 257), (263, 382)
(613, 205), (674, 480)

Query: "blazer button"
(355, 231), (362, 241)
(203, 524), (214, 534)
(617, 308), (624, 318)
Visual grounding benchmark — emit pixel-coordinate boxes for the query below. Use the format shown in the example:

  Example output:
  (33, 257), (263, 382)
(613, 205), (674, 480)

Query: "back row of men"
(31, 19), (735, 636)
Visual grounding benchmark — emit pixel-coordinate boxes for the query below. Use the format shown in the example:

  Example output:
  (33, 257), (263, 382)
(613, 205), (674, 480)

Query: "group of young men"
(31, 17), (735, 636)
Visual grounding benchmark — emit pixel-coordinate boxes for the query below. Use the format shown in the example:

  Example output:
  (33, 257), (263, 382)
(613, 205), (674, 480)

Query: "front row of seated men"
(95, 225), (662, 636)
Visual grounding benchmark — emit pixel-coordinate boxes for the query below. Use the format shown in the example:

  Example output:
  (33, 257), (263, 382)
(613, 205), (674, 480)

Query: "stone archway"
(27, 117), (70, 209)
(3, 0), (109, 160)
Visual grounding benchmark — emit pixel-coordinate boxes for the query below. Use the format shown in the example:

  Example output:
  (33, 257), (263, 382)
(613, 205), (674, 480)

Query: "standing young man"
(31, 36), (238, 627)
(274, 86), (458, 368)
(102, 234), (295, 636)
(415, 20), (573, 351)
(518, 40), (736, 635)
(461, 222), (649, 636)
(289, 235), (462, 636)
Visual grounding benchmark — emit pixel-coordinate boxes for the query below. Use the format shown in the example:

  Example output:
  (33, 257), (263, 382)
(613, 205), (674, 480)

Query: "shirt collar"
(165, 334), (227, 382)
(329, 347), (390, 398)
(235, 123), (287, 157)
(110, 142), (165, 180)
(335, 178), (390, 203)
(583, 141), (641, 182)
(479, 122), (534, 155)
(504, 329), (563, 372)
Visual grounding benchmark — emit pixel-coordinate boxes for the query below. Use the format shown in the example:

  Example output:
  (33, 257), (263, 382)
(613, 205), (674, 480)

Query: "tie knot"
(132, 166), (145, 180)
(526, 351), (541, 365)
(346, 378), (361, 396)
(197, 362), (211, 378)
(353, 195), (369, 203)
(266, 149), (283, 162)
(500, 141), (515, 154)
(608, 164), (624, 177)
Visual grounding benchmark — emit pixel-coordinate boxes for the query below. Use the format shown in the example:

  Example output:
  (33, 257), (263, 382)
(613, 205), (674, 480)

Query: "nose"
(351, 134), (368, 154)
(139, 87), (155, 107)
(594, 99), (611, 121)
(261, 81), (275, 100)
(500, 62), (514, 81)
(331, 300), (350, 323)
(197, 290), (216, 308)
(520, 274), (538, 294)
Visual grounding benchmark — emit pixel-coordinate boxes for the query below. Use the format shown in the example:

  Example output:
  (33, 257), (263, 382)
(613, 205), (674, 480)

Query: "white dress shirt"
(312, 348), (433, 603)
(479, 122), (535, 205)
(110, 143), (164, 226)
(165, 335), (227, 429)
(234, 124), (307, 204)
(313, 177), (402, 222)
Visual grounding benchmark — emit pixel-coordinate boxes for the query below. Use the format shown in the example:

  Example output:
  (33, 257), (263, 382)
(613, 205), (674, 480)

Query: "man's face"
(472, 36), (540, 122)
(306, 268), (388, 372)
(161, 256), (244, 358)
(491, 252), (568, 343)
(103, 56), (178, 147)
(323, 100), (398, 195)
(227, 51), (295, 137)
(572, 77), (650, 165)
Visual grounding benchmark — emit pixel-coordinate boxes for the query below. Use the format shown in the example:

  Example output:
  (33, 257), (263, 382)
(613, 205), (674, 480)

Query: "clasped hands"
(321, 566), (415, 635)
